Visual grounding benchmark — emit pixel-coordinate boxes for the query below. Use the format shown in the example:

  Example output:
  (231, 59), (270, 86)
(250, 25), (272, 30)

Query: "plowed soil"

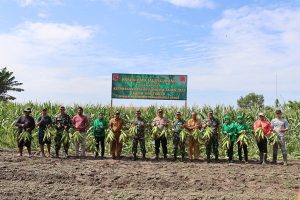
(0, 150), (299, 200)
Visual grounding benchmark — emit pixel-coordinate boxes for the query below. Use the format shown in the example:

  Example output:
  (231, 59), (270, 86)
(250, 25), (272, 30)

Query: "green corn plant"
(119, 129), (128, 143)
(254, 127), (265, 141)
(160, 128), (171, 138)
(43, 127), (56, 142)
(202, 127), (213, 143)
(151, 126), (160, 139)
(192, 128), (202, 143)
(222, 135), (230, 151)
(18, 131), (32, 143)
(236, 130), (250, 146)
(61, 129), (71, 145)
(268, 131), (280, 145)
(71, 131), (82, 144)
(179, 129), (189, 142)
(86, 133), (96, 153)
(106, 130), (115, 143)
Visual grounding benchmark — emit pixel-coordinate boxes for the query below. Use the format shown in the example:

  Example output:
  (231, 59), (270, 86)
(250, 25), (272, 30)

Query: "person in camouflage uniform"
(172, 111), (186, 161)
(54, 106), (72, 158)
(204, 110), (220, 163)
(132, 110), (147, 161)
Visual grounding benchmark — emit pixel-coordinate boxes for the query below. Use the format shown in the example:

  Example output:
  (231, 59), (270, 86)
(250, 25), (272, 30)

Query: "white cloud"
(164, 0), (214, 9)
(17, 0), (62, 7)
(0, 22), (106, 104)
(139, 11), (167, 22)
(169, 6), (300, 104)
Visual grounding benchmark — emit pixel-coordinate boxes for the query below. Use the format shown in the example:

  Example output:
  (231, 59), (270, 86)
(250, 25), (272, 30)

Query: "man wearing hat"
(54, 106), (72, 158)
(186, 112), (201, 161)
(93, 113), (108, 159)
(172, 111), (187, 161)
(271, 109), (289, 165)
(109, 111), (124, 159)
(254, 112), (272, 164)
(15, 108), (36, 157)
(131, 110), (147, 161)
(36, 108), (53, 157)
(152, 109), (169, 160)
(203, 110), (220, 163)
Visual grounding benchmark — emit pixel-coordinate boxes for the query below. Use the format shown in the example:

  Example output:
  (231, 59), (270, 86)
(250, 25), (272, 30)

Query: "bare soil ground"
(0, 150), (299, 200)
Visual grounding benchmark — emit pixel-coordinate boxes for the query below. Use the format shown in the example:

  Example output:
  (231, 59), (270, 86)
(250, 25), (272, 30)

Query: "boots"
(133, 153), (137, 161)
(262, 153), (267, 165)
(142, 153), (146, 160)
(94, 152), (99, 158)
(207, 155), (211, 163)
(283, 154), (288, 166)
(181, 153), (185, 162)
(272, 149), (277, 164)
(155, 154), (159, 160)
(173, 152), (177, 161)
(55, 150), (59, 158)
(259, 152), (263, 164)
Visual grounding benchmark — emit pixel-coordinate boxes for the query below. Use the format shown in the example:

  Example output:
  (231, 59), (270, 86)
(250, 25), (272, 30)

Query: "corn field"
(0, 101), (299, 159)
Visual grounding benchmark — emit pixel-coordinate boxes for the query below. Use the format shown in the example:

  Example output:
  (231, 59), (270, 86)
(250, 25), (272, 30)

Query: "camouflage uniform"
(204, 117), (220, 161)
(132, 118), (146, 156)
(173, 119), (186, 159)
(54, 113), (72, 156)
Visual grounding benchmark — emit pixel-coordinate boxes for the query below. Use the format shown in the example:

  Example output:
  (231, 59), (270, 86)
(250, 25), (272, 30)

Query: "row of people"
(15, 107), (289, 165)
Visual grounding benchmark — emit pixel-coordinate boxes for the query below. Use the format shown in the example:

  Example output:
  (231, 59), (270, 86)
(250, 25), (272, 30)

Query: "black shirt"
(16, 116), (35, 132)
(37, 116), (52, 131)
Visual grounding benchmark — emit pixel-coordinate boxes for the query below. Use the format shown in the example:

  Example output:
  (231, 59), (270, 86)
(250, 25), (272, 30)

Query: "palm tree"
(0, 67), (24, 101)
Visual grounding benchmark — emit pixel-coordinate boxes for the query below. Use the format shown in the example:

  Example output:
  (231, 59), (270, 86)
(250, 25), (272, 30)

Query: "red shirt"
(254, 119), (272, 136)
(72, 114), (89, 132)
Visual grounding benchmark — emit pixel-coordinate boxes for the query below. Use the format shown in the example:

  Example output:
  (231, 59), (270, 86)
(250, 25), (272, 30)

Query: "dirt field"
(0, 150), (299, 200)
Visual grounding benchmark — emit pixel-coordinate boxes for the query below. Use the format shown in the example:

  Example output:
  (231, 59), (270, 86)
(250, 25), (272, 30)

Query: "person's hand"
(21, 124), (25, 127)
(100, 125), (103, 129)
(26, 128), (30, 131)
(57, 124), (61, 128)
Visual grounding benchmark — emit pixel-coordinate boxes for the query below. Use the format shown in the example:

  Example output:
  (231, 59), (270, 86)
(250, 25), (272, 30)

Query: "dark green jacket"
(93, 118), (108, 138)
(222, 116), (236, 142)
(234, 115), (250, 137)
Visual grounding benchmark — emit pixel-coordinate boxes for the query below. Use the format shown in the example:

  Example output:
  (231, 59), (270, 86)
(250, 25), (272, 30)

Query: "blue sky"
(1, 0), (300, 107)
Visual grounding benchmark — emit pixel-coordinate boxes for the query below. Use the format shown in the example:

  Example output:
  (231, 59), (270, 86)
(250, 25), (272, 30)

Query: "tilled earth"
(0, 150), (299, 200)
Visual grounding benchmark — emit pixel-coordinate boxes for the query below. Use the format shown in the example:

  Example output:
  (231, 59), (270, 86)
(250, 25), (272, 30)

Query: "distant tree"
(0, 67), (24, 101)
(237, 93), (264, 109)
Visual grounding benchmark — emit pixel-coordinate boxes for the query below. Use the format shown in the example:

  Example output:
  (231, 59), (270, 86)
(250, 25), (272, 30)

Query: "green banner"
(112, 73), (187, 100)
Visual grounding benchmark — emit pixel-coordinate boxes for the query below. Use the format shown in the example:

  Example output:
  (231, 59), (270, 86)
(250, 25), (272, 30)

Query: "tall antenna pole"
(276, 72), (278, 99)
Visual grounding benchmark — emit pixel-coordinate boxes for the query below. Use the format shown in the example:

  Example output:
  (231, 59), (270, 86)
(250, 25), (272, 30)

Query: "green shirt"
(234, 122), (250, 137)
(93, 118), (108, 138)
(222, 122), (236, 142)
